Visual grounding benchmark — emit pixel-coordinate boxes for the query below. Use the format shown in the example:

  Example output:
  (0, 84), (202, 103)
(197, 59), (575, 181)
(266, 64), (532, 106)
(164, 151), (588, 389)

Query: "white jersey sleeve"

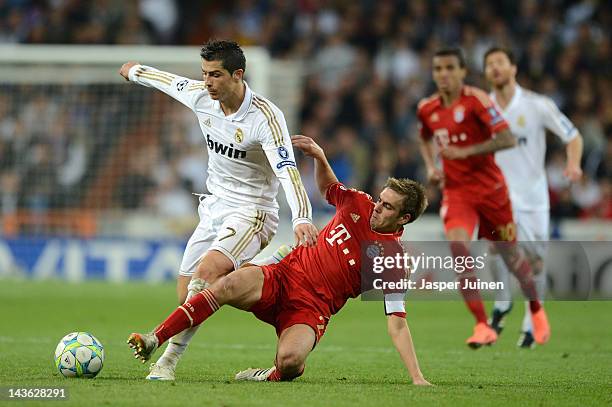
(254, 98), (312, 229)
(128, 64), (204, 111)
(537, 96), (579, 143)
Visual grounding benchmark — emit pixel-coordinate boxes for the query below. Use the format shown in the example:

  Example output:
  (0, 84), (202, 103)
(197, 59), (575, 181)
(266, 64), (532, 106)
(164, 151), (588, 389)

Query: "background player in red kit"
(127, 135), (430, 385)
(417, 48), (550, 348)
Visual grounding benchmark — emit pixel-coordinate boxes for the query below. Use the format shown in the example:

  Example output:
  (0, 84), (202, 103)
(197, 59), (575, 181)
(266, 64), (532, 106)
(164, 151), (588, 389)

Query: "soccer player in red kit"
(127, 135), (431, 385)
(417, 48), (550, 348)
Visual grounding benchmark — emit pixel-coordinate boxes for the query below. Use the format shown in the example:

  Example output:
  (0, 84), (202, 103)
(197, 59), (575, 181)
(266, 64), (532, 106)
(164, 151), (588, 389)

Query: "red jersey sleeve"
(469, 88), (509, 135)
(326, 182), (373, 209)
(325, 182), (350, 207)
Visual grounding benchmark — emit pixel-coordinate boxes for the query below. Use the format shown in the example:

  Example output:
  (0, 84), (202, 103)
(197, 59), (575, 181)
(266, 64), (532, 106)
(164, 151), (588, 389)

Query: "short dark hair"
(383, 178), (428, 225)
(483, 46), (516, 68)
(200, 40), (246, 75)
(433, 47), (466, 68)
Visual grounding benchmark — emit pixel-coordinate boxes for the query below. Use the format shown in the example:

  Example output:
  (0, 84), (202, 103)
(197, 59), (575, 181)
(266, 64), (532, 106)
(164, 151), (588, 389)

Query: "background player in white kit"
(119, 40), (318, 379)
(483, 47), (583, 347)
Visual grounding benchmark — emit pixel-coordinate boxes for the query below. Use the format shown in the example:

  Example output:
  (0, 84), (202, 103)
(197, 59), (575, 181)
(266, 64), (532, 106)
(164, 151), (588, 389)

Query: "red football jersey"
(417, 86), (510, 193)
(280, 183), (406, 316)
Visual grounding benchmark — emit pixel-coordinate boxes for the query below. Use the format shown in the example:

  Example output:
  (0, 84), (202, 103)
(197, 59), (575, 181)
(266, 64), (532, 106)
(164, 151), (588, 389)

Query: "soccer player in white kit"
(119, 40), (318, 378)
(483, 47), (583, 347)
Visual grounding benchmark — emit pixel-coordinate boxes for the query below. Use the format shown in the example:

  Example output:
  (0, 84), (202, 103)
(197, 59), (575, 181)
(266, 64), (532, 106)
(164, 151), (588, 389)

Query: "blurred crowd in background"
(0, 0), (610, 235)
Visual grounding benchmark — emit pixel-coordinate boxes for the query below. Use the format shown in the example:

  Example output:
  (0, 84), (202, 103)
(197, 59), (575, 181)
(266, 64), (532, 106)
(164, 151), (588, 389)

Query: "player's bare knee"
(216, 273), (239, 300)
(196, 256), (233, 284)
(195, 261), (214, 282)
(276, 351), (304, 375)
(532, 258), (544, 275)
(449, 240), (470, 258)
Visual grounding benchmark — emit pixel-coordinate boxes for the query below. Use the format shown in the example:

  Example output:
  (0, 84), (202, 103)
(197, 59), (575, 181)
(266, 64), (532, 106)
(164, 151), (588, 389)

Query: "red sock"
(458, 276), (488, 324)
(153, 289), (220, 345)
(503, 249), (541, 313)
(267, 368), (282, 382)
(450, 242), (487, 324)
(267, 364), (304, 382)
(528, 300), (541, 314)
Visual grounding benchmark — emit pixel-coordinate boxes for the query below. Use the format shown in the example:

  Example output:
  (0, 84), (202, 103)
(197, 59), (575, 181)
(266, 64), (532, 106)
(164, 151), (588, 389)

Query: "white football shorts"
(179, 195), (279, 276)
(514, 209), (549, 260)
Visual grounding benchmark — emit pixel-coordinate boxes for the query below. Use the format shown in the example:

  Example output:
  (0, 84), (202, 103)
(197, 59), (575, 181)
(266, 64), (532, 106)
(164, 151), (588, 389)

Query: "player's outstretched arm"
(386, 315), (431, 385)
(118, 62), (201, 111)
(291, 135), (338, 198)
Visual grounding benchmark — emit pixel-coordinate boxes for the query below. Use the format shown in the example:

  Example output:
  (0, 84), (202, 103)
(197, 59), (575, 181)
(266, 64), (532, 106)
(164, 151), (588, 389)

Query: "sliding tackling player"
(128, 135), (430, 385)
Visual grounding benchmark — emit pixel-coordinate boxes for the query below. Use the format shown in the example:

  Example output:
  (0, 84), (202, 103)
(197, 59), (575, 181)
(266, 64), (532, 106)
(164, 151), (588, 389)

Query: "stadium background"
(0, 0), (610, 281)
(0, 2), (611, 406)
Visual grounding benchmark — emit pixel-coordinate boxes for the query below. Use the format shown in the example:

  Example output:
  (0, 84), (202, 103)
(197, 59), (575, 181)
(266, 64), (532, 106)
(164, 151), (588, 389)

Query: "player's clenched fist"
(119, 61), (140, 81)
(294, 222), (318, 247)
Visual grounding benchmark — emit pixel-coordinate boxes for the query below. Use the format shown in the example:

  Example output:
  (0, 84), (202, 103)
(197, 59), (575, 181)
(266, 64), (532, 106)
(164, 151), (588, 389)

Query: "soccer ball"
(54, 332), (104, 378)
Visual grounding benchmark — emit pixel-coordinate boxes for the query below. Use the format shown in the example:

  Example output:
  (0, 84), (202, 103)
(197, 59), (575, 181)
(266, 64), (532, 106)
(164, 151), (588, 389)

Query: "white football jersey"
(128, 64), (312, 228)
(491, 85), (578, 211)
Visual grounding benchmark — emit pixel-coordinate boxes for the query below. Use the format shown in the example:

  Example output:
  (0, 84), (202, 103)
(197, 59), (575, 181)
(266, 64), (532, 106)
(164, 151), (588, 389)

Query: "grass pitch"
(0, 280), (610, 406)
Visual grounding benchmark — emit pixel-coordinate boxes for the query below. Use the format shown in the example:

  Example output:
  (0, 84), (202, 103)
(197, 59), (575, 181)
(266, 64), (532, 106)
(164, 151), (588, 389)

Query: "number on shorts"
(495, 222), (516, 242)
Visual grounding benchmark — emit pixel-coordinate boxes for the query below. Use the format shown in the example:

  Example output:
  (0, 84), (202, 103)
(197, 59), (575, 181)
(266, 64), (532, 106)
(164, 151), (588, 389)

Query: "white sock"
(156, 278), (209, 369)
(522, 301), (533, 333)
(253, 245), (291, 266)
(156, 327), (200, 368)
(254, 255), (280, 266)
(490, 253), (512, 312)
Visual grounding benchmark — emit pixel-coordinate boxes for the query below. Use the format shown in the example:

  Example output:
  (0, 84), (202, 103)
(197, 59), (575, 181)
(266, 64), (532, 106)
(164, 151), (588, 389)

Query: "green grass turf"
(0, 280), (610, 407)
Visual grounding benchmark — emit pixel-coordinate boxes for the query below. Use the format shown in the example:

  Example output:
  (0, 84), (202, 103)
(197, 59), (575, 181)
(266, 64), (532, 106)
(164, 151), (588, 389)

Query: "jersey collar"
(233, 81), (253, 121)
(371, 227), (404, 239)
(491, 84), (522, 112)
(211, 81), (253, 122)
(507, 84), (522, 111)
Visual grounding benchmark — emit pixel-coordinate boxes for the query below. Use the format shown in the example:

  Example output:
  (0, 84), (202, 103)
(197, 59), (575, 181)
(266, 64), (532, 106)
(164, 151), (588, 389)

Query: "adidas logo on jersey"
(350, 213), (360, 223)
(206, 134), (247, 159)
(203, 118), (212, 127)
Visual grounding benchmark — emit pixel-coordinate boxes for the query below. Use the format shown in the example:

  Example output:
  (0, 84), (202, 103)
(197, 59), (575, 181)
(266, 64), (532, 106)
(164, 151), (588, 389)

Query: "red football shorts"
(249, 262), (330, 346)
(441, 186), (516, 242)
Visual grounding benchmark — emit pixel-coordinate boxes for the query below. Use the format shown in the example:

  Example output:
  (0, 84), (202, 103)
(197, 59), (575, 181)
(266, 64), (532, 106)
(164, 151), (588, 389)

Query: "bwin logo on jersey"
(206, 134), (247, 159)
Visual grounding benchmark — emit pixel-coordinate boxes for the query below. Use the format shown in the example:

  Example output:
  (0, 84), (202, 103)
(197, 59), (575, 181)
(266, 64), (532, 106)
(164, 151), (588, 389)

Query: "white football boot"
(235, 367), (276, 381)
(146, 362), (175, 381)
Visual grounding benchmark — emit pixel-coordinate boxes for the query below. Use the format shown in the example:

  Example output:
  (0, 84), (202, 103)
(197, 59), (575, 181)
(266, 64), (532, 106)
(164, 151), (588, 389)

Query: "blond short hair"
(383, 177), (428, 224)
